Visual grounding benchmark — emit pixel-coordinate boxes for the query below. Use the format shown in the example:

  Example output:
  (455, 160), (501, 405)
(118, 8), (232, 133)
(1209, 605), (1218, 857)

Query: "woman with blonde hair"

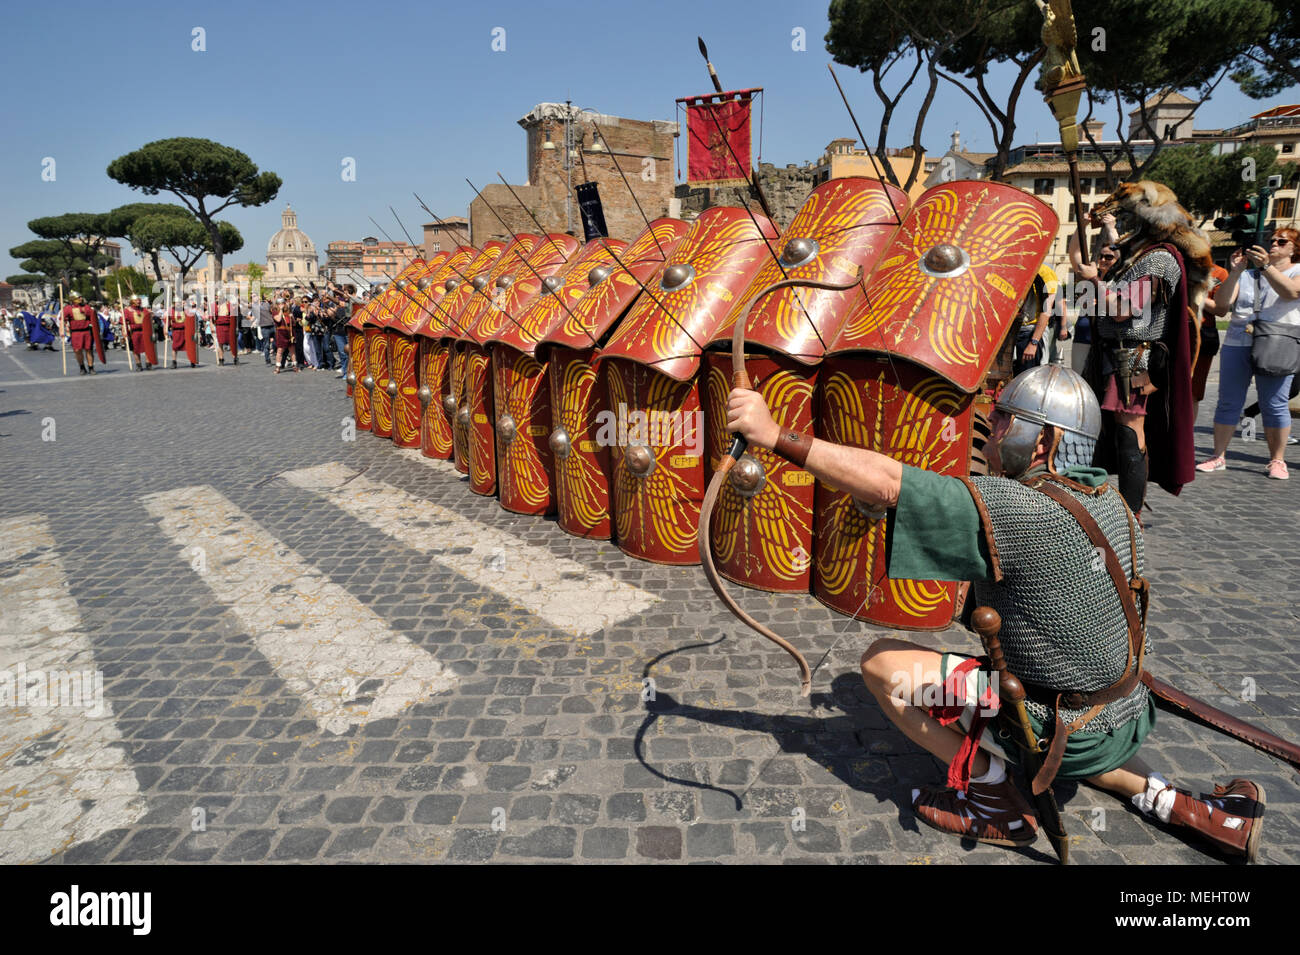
(1197, 227), (1300, 479)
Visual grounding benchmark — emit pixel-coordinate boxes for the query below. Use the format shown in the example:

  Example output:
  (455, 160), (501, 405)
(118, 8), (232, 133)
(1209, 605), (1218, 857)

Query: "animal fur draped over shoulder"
(1091, 180), (1213, 318)
(1087, 242), (1197, 497)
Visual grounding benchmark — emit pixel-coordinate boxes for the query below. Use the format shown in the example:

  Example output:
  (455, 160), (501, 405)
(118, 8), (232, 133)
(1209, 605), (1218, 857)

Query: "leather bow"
(697, 270), (867, 697)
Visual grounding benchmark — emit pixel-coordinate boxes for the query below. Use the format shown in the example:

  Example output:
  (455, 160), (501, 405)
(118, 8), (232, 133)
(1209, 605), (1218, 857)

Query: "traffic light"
(1215, 196), (1266, 249)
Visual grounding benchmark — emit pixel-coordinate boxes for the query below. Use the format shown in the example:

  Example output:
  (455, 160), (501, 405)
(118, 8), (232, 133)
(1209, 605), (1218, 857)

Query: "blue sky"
(3, 0), (1296, 279)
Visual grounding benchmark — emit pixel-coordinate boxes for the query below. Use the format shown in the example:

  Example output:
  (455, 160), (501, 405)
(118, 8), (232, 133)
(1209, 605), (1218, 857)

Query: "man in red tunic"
(168, 300), (200, 368)
(212, 296), (240, 366)
(62, 290), (104, 375)
(124, 295), (157, 371)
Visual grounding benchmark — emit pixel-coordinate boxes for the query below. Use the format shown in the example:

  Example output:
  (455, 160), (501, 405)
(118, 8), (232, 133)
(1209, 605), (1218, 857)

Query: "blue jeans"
(1214, 344), (1295, 430)
(259, 327), (275, 363)
(332, 334), (349, 377)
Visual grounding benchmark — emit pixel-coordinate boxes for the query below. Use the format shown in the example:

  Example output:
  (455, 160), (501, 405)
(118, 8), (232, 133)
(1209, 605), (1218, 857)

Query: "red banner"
(681, 89), (755, 186)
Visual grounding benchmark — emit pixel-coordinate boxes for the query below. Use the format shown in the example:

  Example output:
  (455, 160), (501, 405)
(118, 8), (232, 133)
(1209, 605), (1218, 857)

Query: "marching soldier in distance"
(63, 290), (104, 375)
(212, 295), (241, 366)
(124, 294), (157, 370)
(167, 298), (200, 368)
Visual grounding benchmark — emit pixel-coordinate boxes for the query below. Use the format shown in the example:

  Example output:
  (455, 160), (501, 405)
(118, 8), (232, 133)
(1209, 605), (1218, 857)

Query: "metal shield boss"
(548, 346), (614, 540)
(365, 326), (393, 439)
(493, 345), (556, 516)
(457, 235), (540, 342)
(814, 180), (1057, 629)
(388, 329), (421, 449)
(702, 177), (909, 594)
(350, 328), (371, 429)
(604, 357), (706, 565)
(482, 235), (583, 352)
(553, 219), (689, 352)
(450, 347), (472, 475)
(463, 342), (497, 496)
(600, 207), (779, 565)
(419, 338), (456, 460)
(437, 241), (507, 343)
(704, 352), (819, 591)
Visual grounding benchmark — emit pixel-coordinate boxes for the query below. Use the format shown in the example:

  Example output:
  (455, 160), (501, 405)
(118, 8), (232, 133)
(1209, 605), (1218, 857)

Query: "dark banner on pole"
(576, 181), (608, 243)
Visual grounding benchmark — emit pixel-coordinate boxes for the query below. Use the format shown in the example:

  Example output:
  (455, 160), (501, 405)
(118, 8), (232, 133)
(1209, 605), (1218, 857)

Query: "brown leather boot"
(1166, 779), (1265, 862)
(912, 777), (1039, 847)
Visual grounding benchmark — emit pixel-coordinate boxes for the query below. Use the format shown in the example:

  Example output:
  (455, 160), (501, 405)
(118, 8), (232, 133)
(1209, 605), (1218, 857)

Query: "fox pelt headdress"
(1090, 180), (1214, 317)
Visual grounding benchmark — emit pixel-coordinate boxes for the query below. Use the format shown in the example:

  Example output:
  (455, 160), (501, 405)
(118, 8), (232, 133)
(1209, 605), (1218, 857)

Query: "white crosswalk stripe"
(0, 516), (146, 864)
(141, 486), (457, 735)
(281, 462), (660, 635)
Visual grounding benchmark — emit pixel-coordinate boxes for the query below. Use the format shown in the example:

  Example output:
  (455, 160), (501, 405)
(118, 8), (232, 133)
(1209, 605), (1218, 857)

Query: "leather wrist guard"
(772, 430), (813, 468)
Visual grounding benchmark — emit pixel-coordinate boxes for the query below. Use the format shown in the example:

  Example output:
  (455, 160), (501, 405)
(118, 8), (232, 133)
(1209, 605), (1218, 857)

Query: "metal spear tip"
(698, 36), (708, 58)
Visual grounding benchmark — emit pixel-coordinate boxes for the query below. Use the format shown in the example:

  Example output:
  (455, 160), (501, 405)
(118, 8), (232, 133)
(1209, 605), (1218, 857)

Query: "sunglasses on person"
(1099, 252), (1117, 261)
(1269, 238), (1292, 246)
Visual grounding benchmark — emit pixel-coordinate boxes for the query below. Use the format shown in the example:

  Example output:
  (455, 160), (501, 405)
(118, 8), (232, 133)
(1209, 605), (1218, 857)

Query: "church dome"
(267, 205), (316, 256)
(265, 204), (319, 287)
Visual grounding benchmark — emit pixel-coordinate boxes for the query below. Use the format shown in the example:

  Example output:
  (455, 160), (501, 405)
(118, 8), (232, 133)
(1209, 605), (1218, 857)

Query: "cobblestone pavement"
(1, 342), (1296, 865)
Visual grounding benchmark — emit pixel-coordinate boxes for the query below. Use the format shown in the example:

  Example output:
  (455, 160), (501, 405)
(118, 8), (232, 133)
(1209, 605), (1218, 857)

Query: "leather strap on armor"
(1022, 477), (1149, 794)
(772, 430), (813, 468)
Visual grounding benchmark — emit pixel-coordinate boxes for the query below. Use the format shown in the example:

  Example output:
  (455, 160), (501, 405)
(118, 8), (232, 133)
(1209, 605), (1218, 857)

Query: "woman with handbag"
(1197, 228), (1300, 479)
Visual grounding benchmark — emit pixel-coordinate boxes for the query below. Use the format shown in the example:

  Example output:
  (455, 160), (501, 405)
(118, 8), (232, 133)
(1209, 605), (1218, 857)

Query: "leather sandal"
(1166, 778), (1265, 862)
(911, 778), (1039, 847)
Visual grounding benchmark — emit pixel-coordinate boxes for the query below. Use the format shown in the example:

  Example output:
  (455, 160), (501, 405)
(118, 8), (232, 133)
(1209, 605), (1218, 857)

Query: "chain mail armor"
(968, 475), (1149, 732)
(1093, 247), (1181, 373)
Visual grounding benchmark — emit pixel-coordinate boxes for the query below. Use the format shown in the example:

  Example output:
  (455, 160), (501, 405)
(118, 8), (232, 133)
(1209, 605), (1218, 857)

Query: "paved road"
(1, 342), (1296, 864)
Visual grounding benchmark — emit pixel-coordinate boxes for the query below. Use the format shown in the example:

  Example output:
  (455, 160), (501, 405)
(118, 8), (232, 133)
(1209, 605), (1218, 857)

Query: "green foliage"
(1076, 1), (1275, 106)
(103, 266), (155, 300)
(106, 138), (281, 212)
(126, 210), (242, 280)
(27, 212), (111, 243)
(105, 202), (192, 237)
(1228, 6), (1299, 99)
(1143, 143), (1282, 222)
(6, 274), (47, 286)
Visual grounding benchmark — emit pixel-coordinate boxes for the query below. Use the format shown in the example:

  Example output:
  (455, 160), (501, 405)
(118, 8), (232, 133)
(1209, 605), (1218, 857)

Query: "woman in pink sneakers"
(1198, 228), (1300, 479)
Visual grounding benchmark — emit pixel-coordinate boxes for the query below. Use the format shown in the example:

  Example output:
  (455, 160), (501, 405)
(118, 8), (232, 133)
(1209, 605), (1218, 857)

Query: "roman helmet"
(992, 363), (1101, 478)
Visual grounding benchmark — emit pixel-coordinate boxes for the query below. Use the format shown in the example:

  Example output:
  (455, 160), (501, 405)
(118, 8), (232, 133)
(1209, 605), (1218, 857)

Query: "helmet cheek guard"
(996, 414), (1045, 478)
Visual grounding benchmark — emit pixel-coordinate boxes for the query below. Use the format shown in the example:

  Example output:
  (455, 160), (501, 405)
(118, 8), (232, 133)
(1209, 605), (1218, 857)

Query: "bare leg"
(1210, 421), (1235, 457)
(1086, 754), (1153, 799)
(860, 639), (990, 777)
(1265, 425), (1290, 462)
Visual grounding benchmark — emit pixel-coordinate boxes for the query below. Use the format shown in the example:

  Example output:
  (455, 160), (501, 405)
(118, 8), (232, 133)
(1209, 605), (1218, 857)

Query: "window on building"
(1275, 197), (1296, 220)
(1034, 178), (1054, 195)
(288, 262), (294, 273)
(1281, 143), (1294, 154)
(1079, 178), (1092, 194)
(1068, 205), (1076, 222)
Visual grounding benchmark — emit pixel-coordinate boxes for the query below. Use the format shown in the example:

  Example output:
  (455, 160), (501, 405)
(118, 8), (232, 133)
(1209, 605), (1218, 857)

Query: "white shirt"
(1224, 263), (1300, 348)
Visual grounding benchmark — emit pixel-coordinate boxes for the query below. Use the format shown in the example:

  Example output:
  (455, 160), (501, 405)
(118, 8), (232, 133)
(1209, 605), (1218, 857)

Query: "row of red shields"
(344, 176), (1058, 632)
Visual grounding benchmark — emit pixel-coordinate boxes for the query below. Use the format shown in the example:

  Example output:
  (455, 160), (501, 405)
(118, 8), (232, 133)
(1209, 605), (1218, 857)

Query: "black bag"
(1250, 321), (1300, 378)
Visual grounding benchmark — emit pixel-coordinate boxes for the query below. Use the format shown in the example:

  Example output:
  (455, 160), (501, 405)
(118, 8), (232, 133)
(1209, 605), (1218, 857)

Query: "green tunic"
(886, 464), (1155, 780)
